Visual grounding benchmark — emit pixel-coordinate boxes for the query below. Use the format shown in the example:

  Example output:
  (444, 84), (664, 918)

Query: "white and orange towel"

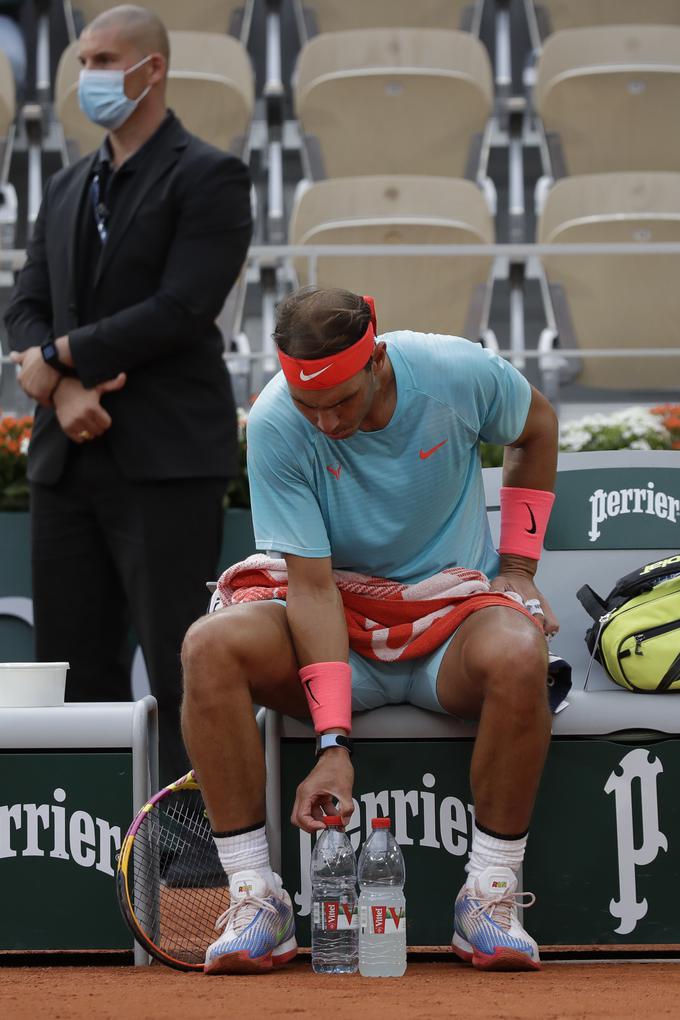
(216, 555), (540, 663)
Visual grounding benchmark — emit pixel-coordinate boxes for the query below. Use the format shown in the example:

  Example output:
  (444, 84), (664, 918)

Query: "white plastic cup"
(0, 662), (69, 707)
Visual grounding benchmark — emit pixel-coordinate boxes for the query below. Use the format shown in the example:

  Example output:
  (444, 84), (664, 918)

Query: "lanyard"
(90, 171), (109, 244)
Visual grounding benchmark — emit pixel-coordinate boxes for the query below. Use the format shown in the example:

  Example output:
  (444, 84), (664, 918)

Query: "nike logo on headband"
(299, 365), (331, 382)
(525, 503), (537, 534)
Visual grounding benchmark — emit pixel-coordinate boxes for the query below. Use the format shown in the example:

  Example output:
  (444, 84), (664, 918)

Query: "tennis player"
(181, 287), (559, 974)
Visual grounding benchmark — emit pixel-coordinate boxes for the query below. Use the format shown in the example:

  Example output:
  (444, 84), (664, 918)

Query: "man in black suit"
(6, 4), (252, 783)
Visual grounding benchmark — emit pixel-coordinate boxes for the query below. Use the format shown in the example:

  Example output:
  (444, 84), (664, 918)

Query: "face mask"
(78, 55), (152, 131)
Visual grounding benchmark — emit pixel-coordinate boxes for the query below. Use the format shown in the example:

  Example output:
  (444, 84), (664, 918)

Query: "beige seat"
(290, 175), (495, 336)
(65, 0), (249, 36)
(533, 0), (680, 34)
(0, 50), (15, 186)
(295, 0), (479, 35)
(294, 29), (493, 179)
(535, 26), (680, 175)
(0, 47), (15, 138)
(538, 172), (680, 391)
(55, 31), (254, 159)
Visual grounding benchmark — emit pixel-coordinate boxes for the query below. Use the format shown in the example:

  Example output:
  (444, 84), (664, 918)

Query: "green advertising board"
(281, 736), (680, 948)
(546, 468), (680, 550)
(0, 751), (133, 950)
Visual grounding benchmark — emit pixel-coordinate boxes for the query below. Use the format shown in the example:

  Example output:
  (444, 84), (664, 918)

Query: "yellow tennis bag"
(577, 555), (680, 692)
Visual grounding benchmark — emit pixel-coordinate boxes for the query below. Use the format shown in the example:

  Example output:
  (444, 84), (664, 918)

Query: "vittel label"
(313, 899), (358, 931)
(361, 905), (406, 935)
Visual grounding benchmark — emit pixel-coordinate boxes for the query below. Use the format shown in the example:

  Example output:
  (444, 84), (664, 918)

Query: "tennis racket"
(116, 769), (229, 971)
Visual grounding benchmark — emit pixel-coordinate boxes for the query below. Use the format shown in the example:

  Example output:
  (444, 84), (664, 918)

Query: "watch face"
(44, 343), (57, 359)
(317, 734), (352, 756)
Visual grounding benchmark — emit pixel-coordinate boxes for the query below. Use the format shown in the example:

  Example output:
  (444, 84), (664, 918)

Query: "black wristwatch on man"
(41, 339), (76, 376)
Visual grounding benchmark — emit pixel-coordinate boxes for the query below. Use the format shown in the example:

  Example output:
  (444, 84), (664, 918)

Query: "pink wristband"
(299, 661), (352, 735)
(498, 486), (556, 560)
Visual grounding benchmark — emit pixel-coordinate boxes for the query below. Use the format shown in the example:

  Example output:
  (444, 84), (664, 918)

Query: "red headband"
(278, 296), (377, 390)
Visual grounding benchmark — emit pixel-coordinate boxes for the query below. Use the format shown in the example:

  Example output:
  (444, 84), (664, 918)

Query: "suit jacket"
(5, 113), (253, 485)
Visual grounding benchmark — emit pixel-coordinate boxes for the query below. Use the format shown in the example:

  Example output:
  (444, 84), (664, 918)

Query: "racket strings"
(127, 788), (230, 966)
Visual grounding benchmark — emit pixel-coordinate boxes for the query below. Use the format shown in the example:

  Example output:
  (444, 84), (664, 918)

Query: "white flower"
(236, 406), (249, 441)
(20, 436), (30, 455)
(559, 427), (591, 450)
(558, 405), (671, 452)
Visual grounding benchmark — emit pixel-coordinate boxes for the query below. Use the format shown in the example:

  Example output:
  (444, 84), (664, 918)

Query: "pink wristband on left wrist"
(498, 486), (555, 560)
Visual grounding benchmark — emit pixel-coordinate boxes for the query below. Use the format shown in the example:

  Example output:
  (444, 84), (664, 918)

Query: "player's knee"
(472, 627), (548, 709)
(181, 613), (247, 703)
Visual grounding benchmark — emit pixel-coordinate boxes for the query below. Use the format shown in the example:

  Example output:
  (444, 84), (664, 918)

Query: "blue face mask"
(78, 55), (152, 131)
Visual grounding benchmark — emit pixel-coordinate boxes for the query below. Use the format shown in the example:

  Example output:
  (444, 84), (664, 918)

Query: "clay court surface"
(2, 957), (678, 1019)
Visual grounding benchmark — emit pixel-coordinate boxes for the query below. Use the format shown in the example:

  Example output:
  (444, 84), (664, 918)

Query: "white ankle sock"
(466, 824), (528, 882)
(213, 823), (273, 883)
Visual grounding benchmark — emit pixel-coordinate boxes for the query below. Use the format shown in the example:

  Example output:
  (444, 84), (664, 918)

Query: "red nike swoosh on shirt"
(327, 465), (342, 479)
(419, 439), (448, 460)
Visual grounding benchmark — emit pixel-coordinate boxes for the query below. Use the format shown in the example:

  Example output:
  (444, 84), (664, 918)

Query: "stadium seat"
(54, 31), (254, 160)
(294, 28), (493, 180)
(0, 48), (18, 253)
(535, 25), (680, 176)
(0, 48), (15, 168)
(537, 172), (680, 392)
(64, 0), (252, 39)
(530, 0), (680, 35)
(289, 175), (494, 337)
(294, 0), (483, 39)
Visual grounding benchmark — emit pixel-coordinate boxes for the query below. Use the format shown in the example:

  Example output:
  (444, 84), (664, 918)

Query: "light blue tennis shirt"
(246, 332), (532, 584)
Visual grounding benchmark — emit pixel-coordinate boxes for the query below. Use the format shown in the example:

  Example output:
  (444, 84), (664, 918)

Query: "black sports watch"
(40, 339), (75, 376)
(315, 733), (354, 758)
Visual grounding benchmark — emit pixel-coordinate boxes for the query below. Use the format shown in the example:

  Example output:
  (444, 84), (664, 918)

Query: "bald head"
(85, 5), (170, 63)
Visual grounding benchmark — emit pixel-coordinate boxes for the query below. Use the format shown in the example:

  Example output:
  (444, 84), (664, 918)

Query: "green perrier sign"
(281, 736), (680, 947)
(546, 468), (680, 550)
(0, 752), (133, 950)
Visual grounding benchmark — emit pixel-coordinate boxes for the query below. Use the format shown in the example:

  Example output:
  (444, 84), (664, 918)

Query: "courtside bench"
(0, 696), (158, 961)
(265, 451), (680, 949)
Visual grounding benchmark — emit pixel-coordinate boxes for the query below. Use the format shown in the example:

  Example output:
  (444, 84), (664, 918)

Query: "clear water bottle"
(358, 817), (407, 977)
(311, 815), (358, 973)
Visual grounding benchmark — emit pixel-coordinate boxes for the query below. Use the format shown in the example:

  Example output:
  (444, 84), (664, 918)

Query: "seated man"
(181, 287), (559, 974)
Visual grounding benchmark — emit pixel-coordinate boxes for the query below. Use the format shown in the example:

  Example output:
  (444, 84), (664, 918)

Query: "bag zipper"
(616, 619), (680, 691)
(584, 612), (611, 690)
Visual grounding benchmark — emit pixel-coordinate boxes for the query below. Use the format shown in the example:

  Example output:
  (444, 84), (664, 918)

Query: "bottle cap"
(371, 817), (391, 829)
(323, 815), (344, 827)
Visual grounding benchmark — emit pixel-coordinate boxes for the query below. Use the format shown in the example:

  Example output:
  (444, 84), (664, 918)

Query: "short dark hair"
(274, 287), (373, 360)
(87, 5), (170, 64)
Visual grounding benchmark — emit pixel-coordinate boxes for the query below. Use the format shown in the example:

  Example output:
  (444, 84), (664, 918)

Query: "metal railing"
(2, 242), (680, 412)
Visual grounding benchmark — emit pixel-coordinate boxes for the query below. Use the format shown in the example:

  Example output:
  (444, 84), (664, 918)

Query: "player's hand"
(491, 568), (559, 638)
(53, 373), (127, 443)
(291, 748), (355, 833)
(10, 346), (60, 406)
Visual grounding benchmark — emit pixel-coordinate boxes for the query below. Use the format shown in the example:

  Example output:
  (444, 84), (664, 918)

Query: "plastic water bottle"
(358, 817), (407, 977)
(311, 815), (358, 973)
